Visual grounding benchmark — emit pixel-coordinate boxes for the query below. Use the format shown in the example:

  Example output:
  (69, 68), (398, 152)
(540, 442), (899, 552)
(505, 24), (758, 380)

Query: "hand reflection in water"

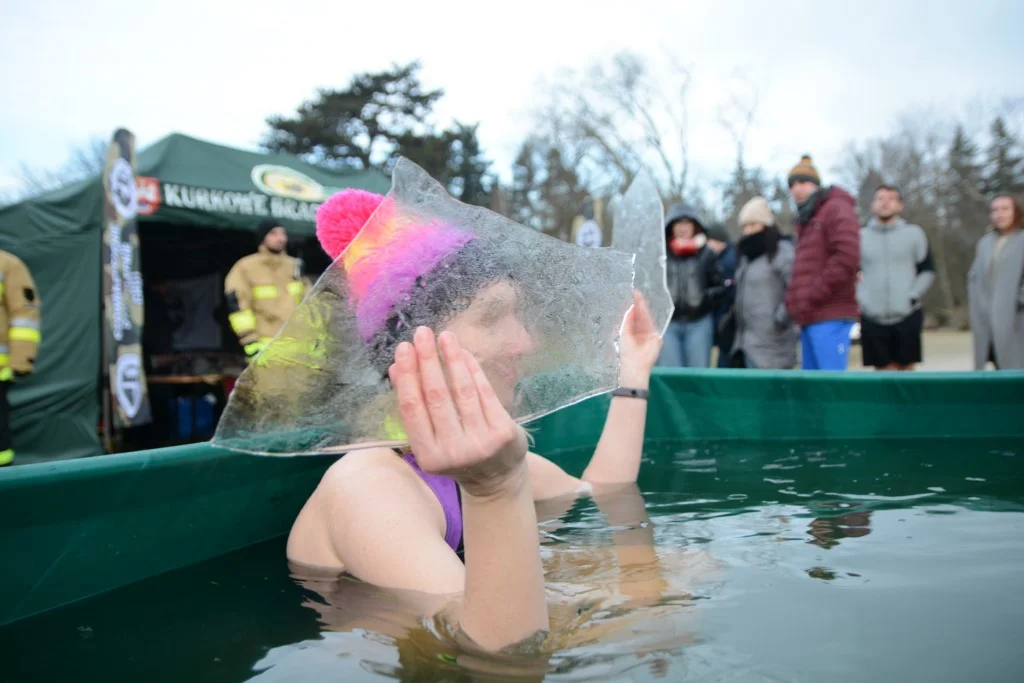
(290, 484), (713, 681)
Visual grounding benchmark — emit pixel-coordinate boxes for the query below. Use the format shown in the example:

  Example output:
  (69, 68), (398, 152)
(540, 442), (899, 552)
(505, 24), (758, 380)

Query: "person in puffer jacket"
(783, 155), (861, 370)
(658, 204), (728, 368)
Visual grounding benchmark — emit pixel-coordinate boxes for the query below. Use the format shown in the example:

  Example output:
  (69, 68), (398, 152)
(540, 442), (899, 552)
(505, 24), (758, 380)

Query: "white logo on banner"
(576, 219), (602, 248)
(110, 158), (138, 220)
(115, 353), (144, 419)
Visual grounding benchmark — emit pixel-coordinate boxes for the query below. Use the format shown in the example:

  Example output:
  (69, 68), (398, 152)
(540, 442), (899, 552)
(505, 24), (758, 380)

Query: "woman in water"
(968, 193), (1024, 370)
(286, 189), (664, 652)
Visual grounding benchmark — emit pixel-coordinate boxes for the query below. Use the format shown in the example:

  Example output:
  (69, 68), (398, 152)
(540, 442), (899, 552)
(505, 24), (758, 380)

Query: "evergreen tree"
(983, 116), (1024, 195)
(263, 61), (443, 171)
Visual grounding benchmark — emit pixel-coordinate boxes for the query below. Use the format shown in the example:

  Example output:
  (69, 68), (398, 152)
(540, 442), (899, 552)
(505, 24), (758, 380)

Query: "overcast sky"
(2, 0), (1022, 197)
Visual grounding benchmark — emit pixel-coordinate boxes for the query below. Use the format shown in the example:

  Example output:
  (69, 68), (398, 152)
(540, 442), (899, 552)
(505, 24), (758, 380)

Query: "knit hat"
(705, 223), (730, 243)
(787, 155), (820, 187)
(256, 218), (282, 244)
(738, 196), (775, 227)
(316, 189), (475, 342)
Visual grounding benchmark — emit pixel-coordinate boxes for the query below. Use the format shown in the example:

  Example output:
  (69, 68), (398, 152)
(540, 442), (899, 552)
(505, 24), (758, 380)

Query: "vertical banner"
(102, 129), (151, 427)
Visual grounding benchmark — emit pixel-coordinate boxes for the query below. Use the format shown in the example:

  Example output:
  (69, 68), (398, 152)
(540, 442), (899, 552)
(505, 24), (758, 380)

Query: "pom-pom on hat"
(315, 189), (386, 260)
(315, 188), (476, 342)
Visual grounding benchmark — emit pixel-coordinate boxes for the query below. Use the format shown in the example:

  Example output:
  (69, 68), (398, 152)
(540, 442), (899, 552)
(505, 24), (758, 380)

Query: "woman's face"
(443, 281), (533, 408)
(742, 222), (766, 236)
(990, 196), (1016, 231)
(671, 219), (696, 240)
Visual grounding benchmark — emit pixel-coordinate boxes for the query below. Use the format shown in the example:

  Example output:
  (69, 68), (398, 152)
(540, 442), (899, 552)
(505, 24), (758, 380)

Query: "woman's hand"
(388, 326), (529, 499)
(618, 291), (662, 388)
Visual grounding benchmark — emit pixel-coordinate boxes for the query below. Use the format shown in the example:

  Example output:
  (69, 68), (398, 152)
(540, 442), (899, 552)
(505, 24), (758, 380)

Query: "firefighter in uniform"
(225, 220), (306, 362)
(0, 250), (41, 466)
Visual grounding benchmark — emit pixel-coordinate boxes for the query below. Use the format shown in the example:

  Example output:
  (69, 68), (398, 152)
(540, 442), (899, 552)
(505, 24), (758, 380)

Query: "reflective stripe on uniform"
(0, 449), (13, 466)
(286, 281), (304, 297)
(0, 344), (8, 353)
(229, 309), (257, 334)
(10, 318), (39, 330)
(0, 367), (11, 382)
(244, 337), (272, 358)
(252, 285), (279, 299)
(9, 327), (40, 343)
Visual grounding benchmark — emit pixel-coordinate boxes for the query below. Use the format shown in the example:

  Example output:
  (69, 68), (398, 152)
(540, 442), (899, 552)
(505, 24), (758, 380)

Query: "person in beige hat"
(727, 197), (799, 369)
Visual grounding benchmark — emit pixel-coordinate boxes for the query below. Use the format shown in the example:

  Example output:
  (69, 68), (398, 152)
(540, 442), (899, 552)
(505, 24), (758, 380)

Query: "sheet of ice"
(611, 170), (673, 336)
(213, 158), (637, 456)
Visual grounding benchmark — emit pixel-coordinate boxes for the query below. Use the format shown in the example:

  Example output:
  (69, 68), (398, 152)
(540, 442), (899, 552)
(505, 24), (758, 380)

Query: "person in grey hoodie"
(857, 185), (935, 370)
(968, 194), (1024, 370)
(729, 197), (798, 369)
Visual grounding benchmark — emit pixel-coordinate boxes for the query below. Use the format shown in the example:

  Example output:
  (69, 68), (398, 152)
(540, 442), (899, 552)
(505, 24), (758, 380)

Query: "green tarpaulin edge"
(1, 368), (1022, 625)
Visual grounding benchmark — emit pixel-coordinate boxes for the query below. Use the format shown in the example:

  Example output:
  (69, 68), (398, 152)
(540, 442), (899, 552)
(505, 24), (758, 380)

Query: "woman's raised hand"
(388, 327), (529, 499)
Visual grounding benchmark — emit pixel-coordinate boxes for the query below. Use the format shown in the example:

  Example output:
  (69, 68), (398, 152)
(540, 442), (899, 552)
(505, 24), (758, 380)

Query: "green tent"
(0, 133), (389, 463)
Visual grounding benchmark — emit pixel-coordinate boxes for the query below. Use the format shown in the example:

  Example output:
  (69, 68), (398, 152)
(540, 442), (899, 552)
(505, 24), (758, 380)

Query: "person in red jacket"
(783, 155), (861, 370)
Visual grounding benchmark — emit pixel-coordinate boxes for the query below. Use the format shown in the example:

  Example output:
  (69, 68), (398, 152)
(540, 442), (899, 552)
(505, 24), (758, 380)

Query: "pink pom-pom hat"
(315, 189), (476, 342)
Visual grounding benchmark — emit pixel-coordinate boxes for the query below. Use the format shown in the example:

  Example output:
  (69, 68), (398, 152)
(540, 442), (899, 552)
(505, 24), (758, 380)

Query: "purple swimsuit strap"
(401, 453), (463, 553)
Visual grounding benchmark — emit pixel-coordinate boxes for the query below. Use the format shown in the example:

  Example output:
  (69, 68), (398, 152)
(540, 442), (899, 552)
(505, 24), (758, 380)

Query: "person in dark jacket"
(706, 222), (737, 368)
(783, 156), (861, 370)
(658, 204), (727, 368)
(730, 197), (799, 369)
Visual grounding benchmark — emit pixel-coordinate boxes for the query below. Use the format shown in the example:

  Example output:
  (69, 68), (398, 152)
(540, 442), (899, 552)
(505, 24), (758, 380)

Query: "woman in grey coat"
(967, 194), (1024, 370)
(729, 197), (799, 369)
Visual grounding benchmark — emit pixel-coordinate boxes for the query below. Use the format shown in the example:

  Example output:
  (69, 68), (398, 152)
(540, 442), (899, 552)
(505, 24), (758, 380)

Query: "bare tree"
(12, 136), (109, 201)
(531, 51), (693, 203)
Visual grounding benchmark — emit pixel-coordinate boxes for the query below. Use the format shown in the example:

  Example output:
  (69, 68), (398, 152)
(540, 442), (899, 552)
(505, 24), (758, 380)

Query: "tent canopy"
(0, 133), (389, 463)
(135, 133), (389, 234)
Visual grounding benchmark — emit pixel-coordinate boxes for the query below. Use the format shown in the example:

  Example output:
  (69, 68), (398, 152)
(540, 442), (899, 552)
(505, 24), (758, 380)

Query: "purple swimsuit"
(401, 453), (464, 556)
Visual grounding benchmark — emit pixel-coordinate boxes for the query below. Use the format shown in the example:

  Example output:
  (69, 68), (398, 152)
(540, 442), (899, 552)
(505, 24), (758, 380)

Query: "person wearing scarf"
(729, 197), (799, 369)
(658, 204), (728, 368)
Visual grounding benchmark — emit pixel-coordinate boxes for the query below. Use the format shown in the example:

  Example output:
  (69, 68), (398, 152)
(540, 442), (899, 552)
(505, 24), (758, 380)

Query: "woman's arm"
(391, 328), (547, 650)
(524, 293), (662, 498)
(581, 292), (662, 486)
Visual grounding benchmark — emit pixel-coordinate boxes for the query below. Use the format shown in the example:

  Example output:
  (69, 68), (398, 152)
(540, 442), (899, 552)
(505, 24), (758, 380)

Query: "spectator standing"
(730, 197), (798, 369)
(967, 194), (1024, 370)
(658, 205), (727, 368)
(706, 223), (737, 368)
(784, 156), (861, 370)
(857, 185), (935, 370)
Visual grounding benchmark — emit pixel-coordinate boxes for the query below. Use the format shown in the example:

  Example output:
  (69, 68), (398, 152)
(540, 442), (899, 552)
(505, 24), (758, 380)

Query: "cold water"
(4, 438), (1023, 682)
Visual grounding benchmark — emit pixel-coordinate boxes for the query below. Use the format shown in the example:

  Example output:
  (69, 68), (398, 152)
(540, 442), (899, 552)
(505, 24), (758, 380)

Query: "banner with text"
(103, 129), (151, 427)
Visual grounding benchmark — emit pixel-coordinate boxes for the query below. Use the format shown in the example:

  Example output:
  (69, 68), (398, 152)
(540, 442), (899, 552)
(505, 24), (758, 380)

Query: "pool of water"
(4, 438), (1024, 682)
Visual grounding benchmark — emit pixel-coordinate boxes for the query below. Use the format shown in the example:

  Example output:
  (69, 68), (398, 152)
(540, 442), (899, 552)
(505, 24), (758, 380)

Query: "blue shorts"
(801, 320), (854, 370)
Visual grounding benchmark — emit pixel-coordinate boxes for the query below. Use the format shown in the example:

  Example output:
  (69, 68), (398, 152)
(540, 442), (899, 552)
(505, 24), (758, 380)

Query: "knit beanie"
(256, 218), (282, 244)
(738, 196), (775, 227)
(705, 222), (730, 243)
(787, 155), (820, 186)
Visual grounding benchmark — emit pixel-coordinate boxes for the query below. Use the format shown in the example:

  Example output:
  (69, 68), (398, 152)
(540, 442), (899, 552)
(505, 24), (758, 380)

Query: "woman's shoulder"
(313, 448), (425, 510)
